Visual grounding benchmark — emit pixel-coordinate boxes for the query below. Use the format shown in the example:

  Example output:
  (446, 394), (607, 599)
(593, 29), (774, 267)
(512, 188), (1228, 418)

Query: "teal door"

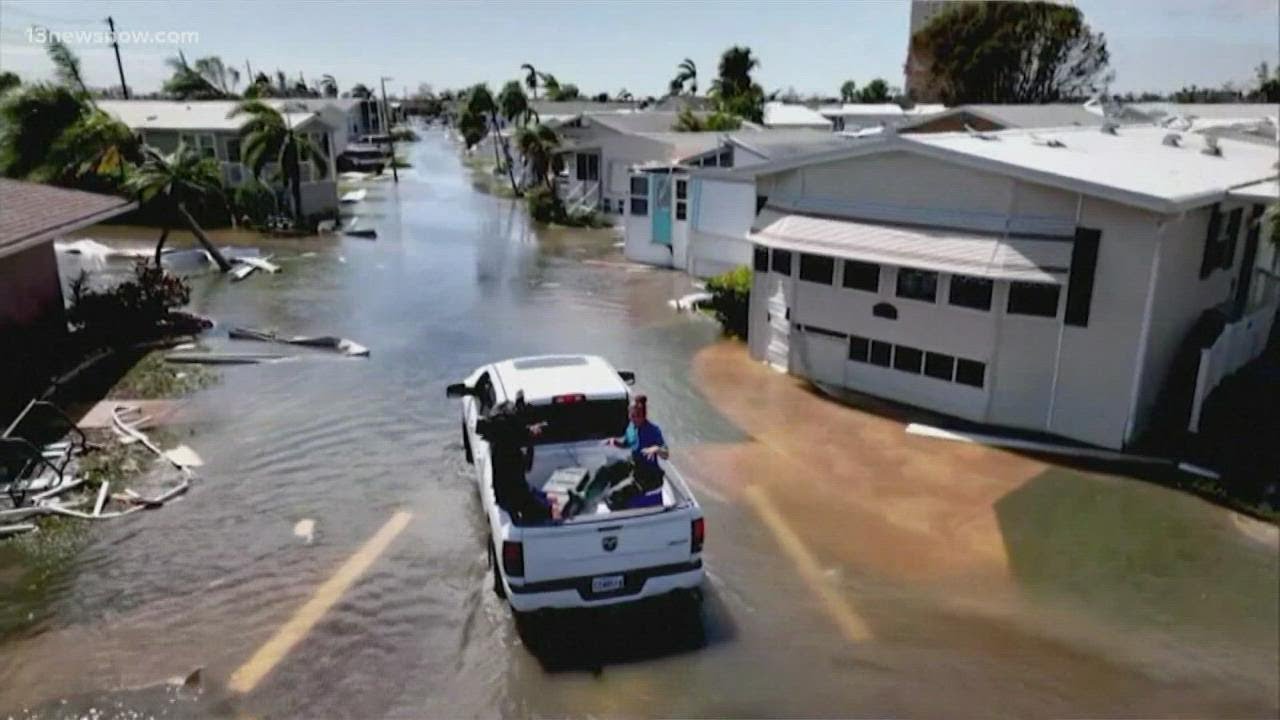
(651, 174), (672, 246)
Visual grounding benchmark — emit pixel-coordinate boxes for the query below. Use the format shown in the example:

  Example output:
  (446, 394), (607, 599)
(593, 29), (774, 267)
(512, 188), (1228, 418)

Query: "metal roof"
(97, 100), (322, 132)
(0, 179), (136, 259)
(729, 129), (857, 160)
(750, 205), (1071, 284)
(763, 102), (832, 127)
(1229, 179), (1280, 202)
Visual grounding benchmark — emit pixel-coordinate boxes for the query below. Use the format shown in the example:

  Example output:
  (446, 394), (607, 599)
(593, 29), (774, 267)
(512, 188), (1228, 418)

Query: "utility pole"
(106, 16), (129, 98)
(380, 76), (398, 183)
(245, 59), (254, 84)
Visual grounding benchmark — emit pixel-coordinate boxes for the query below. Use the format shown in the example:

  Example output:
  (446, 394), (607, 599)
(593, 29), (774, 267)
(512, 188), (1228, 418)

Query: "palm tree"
(674, 58), (697, 95)
(467, 84), (520, 196)
(194, 56), (239, 94)
(0, 83), (85, 179)
(538, 72), (561, 100)
(840, 80), (858, 103)
(349, 83), (373, 99)
(47, 38), (88, 96)
(516, 123), (561, 192)
(521, 63), (539, 99)
(499, 80), (536, 127)
(320, 74), (338, 98)
(616, 88), (633, 102)
(163, 52), (234, 99)
(38, 108), (140, 192)
(126, 144), (232, 271)
(230, 100), (328, 223)
(717, 46), (760, 97)
(0, 71), (20, 96)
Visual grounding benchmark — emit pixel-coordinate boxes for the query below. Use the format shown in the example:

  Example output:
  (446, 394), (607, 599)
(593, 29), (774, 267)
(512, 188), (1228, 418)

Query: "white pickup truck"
(446, 354), (705, 613)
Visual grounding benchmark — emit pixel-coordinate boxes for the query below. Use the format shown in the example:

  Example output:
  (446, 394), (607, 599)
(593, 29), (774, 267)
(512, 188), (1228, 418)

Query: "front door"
(651, 174), (672, 247)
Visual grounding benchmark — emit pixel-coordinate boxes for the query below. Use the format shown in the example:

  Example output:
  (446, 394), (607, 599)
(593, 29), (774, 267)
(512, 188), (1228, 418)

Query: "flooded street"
(2, 131), (1276, 719)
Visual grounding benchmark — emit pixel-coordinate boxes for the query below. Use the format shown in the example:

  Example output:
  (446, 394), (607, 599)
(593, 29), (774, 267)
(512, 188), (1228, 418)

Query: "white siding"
(689, 177), (756, 276)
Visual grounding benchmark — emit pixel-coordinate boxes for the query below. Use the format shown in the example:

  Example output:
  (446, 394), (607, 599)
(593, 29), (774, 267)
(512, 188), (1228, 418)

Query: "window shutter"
(1220, 207), (1243, 270)
(1199, 206), (1221, 279)
(1064, 228), (1101, 327)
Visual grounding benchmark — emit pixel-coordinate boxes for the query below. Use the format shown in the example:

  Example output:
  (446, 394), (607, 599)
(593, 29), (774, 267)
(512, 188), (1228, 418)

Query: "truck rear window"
(527, 399), (629, 445)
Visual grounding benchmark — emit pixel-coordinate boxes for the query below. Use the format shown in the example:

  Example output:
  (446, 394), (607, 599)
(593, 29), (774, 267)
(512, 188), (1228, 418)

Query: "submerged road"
(1, 131), (1276, 718)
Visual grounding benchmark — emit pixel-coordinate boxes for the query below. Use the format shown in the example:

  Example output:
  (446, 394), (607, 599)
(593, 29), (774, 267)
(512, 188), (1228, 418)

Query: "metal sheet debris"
(229, 327), (370, 357)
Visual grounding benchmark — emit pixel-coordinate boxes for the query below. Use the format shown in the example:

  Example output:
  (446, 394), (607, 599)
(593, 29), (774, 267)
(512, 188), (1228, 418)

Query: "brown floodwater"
(1, 130), (1276, 719)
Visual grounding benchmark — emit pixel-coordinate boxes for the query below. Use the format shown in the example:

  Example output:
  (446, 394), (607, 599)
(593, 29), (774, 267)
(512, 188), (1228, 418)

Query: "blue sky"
(1, 0), (1277, 98)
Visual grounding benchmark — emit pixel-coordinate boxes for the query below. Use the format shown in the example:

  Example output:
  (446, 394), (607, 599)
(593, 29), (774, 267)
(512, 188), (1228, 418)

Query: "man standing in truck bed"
(609, 394), (668, 492)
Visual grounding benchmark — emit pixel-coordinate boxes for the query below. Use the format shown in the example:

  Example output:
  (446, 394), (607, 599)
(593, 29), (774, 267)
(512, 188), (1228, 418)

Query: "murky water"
(2, 132), (1276, 719)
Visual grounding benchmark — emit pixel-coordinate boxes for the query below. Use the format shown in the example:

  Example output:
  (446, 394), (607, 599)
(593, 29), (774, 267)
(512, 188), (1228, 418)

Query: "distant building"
(0, 180), (135, 415)
(763, 102), (834, 130)
(97, 100), (339, 218)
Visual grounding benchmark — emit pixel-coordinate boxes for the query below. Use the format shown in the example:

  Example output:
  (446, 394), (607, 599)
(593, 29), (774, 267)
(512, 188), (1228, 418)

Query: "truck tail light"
(691, 518), (705, 554)
(502, 540), (524, 577)
(553, 393), (586, 404)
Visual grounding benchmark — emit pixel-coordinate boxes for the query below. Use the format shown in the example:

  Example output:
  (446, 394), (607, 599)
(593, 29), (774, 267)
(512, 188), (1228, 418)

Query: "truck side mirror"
(617, 370), (636, 385)
(446, 382), (472, 398)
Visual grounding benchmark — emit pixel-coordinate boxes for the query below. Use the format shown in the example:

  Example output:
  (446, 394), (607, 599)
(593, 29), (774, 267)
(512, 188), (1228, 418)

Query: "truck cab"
(447, 355), (705, 612)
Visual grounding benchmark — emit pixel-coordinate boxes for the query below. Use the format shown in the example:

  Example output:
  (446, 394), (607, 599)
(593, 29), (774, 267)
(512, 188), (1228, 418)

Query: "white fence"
(1188, 300), (1278, 431)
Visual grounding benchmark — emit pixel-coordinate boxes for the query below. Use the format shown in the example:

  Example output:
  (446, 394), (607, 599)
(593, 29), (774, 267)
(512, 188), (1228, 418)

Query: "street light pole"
(106, 16), (129, 98)
(380, 76), (398, 183)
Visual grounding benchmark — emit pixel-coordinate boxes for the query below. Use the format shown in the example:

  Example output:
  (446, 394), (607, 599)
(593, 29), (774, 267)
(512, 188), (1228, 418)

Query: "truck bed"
(523, 442), (690, 524)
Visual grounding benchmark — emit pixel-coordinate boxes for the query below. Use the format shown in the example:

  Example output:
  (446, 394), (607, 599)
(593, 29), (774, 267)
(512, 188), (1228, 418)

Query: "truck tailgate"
(521, 509), (694, 583)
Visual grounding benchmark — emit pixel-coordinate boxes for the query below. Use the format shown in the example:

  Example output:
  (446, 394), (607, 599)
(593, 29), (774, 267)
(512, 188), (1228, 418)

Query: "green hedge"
(705, 265), (752, 338)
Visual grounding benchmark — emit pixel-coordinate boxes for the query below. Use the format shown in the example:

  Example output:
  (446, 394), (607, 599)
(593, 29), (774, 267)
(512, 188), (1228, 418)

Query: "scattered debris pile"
(0, 401), (199, 538)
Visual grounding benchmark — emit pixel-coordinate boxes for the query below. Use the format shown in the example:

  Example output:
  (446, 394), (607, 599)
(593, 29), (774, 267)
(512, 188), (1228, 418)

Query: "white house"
(553, 111), (753, 215)
(623, 130), (857, 275)
(98, 100), (340, 218)
(735, 124), (1277, 450)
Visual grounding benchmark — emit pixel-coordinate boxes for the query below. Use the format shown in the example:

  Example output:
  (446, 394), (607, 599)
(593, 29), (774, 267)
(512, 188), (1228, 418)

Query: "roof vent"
(1030, 133), (1066, 148)
(1201, 135), (1222, 157)
(1162, 133), (1182, 147)
(963, 124), (997, 140)
(1100, 121), (1119, 135)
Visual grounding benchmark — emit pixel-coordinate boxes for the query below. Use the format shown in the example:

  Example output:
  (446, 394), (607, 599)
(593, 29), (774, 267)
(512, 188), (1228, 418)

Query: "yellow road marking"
(742, 484), (872, 643)
(228, 510), (413, 694)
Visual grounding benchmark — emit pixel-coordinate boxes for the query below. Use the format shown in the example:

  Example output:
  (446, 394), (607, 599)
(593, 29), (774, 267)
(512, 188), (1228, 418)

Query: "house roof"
(750, 204), (1071, 283)
(587, 111), (688, 133)
(1132, 103), (1280, 122)
(763, 102), (832, 127)
(0, 179), (136, 259)
(818, 103), (906, 118)
(635, 131), (733, 161)
(97, 100), (321, 132)
(721, 125), (1280, 214)
(900, 103), (1117, 132)
(728, 129), (856, 160)
(1229, 178), (1280, 203)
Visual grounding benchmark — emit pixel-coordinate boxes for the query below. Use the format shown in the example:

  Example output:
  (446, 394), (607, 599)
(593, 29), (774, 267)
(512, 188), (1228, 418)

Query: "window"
(869, 340), (892, 367)
(676, 202), (687, 221)
(630, 175), (648, 216)
(799, 254), (835, 284)
(1007, 282), (1060, 317)
(225, 138), (242, 163)
(601, 198), (611, 213)
(848, 335), (870, 362)
(1220, 207), (1242, 270)
(676, 180), (687, 200)
(718, 149), (733, 168)
(575, 154), (599, 181)
(1064, 228), (1100, 327)
(770, 249), (792, 275)
(524, 399), (630, 445)
(893, 345), (923, 374)
(924, 352), (955, 381)
(753, 246), (770, 272)
(842, 260), (880, 292)
(896, 268), (938, 303)
(948, 275), (993, 311)
(955, 359), (986, 388)
(756, 195), (769, 214)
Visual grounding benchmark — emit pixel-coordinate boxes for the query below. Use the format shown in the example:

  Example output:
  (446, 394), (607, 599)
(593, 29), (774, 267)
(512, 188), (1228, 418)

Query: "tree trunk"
(153, 226), (171, 267)
(491, 115), (521, 197)
(176, 202), (233, 272)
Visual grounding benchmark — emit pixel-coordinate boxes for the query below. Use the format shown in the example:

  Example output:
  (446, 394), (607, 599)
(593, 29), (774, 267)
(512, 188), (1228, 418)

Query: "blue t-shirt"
(623, 420), (665, 468)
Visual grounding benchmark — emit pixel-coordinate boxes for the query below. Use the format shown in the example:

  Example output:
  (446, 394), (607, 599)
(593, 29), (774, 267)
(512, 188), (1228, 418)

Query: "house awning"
(749, 207), (1073, 284)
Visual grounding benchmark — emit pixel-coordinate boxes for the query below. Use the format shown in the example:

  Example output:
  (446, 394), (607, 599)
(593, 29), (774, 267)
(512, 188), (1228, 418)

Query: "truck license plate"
(591, 574), (624, 593)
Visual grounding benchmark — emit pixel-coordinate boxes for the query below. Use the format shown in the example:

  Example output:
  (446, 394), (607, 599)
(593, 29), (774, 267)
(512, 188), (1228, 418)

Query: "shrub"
(526, 185), (566, 224)
(705, 265), (752, 338)
(230, 179), (276, 226)
(68, 261), (191, 345)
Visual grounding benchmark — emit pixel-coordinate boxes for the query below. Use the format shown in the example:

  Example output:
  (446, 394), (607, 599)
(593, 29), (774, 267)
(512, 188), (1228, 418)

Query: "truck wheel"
(489, 541), (506, 599)
(462, 421), (473, 464)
